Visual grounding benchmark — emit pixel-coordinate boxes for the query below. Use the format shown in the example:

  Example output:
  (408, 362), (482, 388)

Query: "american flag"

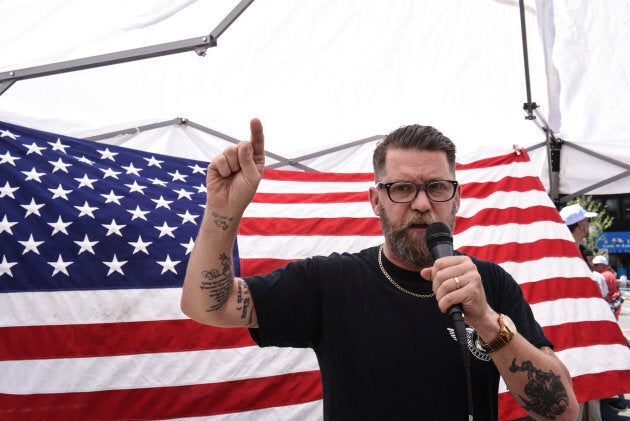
(1, 121), (628, 420)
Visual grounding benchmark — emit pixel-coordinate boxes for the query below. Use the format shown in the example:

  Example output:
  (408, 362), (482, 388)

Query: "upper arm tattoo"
(509, 359), (569, 419)
(200, 253), (233, 312)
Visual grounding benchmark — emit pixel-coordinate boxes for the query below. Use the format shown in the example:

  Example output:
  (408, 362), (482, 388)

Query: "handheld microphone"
(426, 222), (468, 365)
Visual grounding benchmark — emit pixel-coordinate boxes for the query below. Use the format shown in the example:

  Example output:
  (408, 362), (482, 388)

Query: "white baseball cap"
(592, 255), (609, 266)
(559, 204), (597, 225)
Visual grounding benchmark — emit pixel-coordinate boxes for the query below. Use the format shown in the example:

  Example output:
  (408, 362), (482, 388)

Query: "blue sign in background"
(598, 231), (630, 253)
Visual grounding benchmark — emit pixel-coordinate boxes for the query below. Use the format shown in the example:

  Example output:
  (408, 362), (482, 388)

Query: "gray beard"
(379, 205), (456, 269)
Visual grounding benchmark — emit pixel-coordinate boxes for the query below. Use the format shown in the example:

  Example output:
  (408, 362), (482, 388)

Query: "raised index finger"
(250, 118), (265, 165)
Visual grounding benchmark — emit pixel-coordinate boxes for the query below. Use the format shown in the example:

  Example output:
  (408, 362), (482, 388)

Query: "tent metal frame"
(517, 0), (629, 204)
(0, 0), (256, 96)
(85, 117), (383, 172)
(1, 0), (627, 197)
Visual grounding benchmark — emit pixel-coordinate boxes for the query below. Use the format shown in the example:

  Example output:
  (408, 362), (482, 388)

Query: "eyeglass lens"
(388, 181), (455, 203)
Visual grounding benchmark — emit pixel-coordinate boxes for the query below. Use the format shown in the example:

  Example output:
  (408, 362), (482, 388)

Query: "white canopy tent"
(1, 0), (629, 200)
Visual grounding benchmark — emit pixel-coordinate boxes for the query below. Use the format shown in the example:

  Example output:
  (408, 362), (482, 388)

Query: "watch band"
(476, 314), (515, 353)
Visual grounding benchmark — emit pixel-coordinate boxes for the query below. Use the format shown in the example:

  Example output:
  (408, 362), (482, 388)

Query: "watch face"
(503, 314), (517, 334)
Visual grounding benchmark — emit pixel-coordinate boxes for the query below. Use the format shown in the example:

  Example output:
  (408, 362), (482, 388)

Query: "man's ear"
(369, 186), (380, 216)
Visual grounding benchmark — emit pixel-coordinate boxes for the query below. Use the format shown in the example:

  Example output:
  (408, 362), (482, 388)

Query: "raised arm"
(181, 118), (265, 328)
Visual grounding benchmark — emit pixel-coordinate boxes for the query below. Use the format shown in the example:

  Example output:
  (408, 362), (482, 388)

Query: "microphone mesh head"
(425, 222), (453, 248)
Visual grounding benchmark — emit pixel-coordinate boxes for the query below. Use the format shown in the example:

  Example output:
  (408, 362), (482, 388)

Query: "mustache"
(402, 213), (437, 230)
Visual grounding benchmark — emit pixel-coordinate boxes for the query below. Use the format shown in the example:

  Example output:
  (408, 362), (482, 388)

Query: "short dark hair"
(373, 124), (457, 179)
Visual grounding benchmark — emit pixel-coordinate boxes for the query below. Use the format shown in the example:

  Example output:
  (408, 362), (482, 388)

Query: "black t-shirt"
(245, 246), (551, 420)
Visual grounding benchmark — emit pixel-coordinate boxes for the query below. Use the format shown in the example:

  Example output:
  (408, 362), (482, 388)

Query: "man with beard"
(181, 119), (578, 420)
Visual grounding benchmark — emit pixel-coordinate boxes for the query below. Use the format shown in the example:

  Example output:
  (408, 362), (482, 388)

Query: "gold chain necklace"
(377, 245), (436, 298)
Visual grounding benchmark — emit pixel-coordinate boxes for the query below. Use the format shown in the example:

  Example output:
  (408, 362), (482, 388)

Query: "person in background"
(583, 249), (608, 298)
(593, 255), (623, 320)
(181, 118), (579, 420)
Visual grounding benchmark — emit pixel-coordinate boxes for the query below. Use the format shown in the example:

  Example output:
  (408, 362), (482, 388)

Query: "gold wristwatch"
(476, 314), (516, 353)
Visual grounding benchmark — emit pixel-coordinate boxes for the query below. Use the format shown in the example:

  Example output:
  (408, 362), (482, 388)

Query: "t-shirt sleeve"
(475, 257), (554, 350)
(245, 257), (323, 348)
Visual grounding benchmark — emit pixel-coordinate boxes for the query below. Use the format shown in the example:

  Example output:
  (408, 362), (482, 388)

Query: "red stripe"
(239, 217), (380, 236)
(252, 191), (370, 203)
(519, 277), (604, 304)
(0, 370), (323, 420)
(543, 321), (629, 351)
(455, 206), (563, 232)
(240, 258), (297, 276)
(456, 149), (530, 170)
(498, 370), (630, 420)
(263, 168), (373, 182)
(0, 320), (255, 361)
(460, 176), (545, 199)
(458, 238), (580, 265)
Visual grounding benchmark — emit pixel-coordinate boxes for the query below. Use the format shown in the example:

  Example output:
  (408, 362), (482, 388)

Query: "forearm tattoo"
(509, 359), (569, 419)
(212, 211), (233, 230)
(200, 253), (233, 312)
(235, 278), (254, 324)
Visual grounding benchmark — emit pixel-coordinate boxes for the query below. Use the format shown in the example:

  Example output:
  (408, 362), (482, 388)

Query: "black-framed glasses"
(376, 180), (458, 203)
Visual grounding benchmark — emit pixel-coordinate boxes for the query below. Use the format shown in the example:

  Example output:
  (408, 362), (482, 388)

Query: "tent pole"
(0, 0), (256, 97)
(518, 0), (537, 121)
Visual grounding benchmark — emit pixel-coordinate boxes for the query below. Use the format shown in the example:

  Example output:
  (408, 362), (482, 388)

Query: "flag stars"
(144, 156), (164, 168)
(178, 210), (199, 225)
(101, 190), (124, 205)
(157, 254), (180, 275)
(48, 184), (73, 200)
(22, 167), (46, 182)
(0, 181), (19, 198)
(195, 183), (207, 194)
(128, 235), (152, 254)
(150, 178), (168, 187)
(0, 129), (19, 140)
(102, 219), (126, 237)
(75, 174), (98, 189)
(181, 237), (195, 255)
(48, 157), (72, 173)
(126, 180), (147, 194)
(154, 221), (177, 238)
(24, 142), (46, 155)
(122, 162), (142, 176)
(173, 188), (193, 200)
(0, 151), (20, 166)
(127, 206), (150, 221)
(0, 255), (18, 277)
(18, 234), (45, 255)
(76, 156), (95, 165)
(74, 234), (99, 255)
(168, 170), (188, 182)
(48, 138), (70, 153)
(75, 201), (98, 218)
(100, 167), (122, 179)
(48, 216), (73, 236)
(103, 254), (128, 276)
(21, 198), (45, 217)
(98, 147), (118, 161)
(189, 163), (206, 175)
(151, 195), (173, 210)
(48, 254), (73, 276)
(0, 215), (18, 235)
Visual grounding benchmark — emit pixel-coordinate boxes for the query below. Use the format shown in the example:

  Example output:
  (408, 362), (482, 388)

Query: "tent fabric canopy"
(0, 0), (629, 195)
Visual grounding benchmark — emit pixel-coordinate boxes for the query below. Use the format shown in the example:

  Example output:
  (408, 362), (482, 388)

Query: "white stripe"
(0, 288), (186, 327)
(457, 160), (534, 184)
(258, 179), (372, 193)
(180, 400), (323, 421)
(237, 235), (383, 260)
(0, 346), (319, 394)
(457, 190), (555, 218)
(244, 201), (375, 218)
(454, 220), (573, 248)
(530, 297), (619, 327)
(498, 257), (592, 284)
